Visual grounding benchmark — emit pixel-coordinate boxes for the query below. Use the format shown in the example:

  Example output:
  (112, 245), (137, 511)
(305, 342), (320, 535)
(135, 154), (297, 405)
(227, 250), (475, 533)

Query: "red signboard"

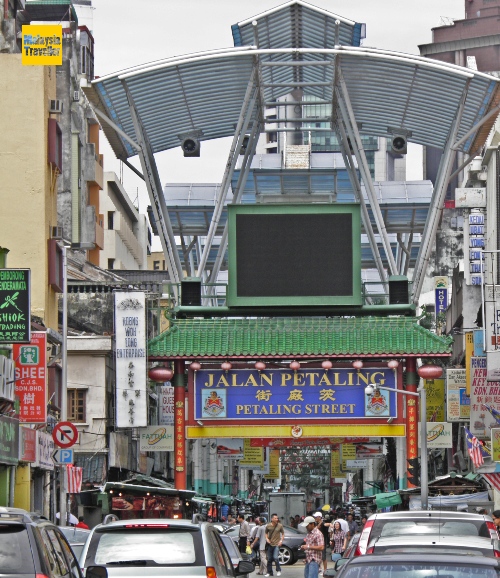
(13, 332), (47, 423)
(250, 437), (371, 448)
(19, 426), (37, 462)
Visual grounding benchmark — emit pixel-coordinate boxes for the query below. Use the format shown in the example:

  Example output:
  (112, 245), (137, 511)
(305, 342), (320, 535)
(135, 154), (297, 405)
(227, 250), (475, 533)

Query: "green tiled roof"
(148, 317), (452, 359)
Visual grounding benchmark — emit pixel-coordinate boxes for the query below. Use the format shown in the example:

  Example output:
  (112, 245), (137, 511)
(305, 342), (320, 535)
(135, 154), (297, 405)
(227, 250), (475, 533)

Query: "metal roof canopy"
(83, 0), (500, 301)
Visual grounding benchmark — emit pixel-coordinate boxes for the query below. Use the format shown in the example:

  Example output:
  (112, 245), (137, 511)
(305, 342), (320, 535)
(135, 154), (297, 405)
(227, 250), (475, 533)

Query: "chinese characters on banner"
(407, 398), (418, 460)
(13, 332), (46, 423)
(175, 400), (185, 472)
(114, 292), (147, 428)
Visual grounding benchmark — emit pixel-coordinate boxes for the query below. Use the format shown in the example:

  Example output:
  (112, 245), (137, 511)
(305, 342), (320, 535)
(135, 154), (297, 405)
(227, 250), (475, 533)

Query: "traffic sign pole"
(60, 242), (68, 527)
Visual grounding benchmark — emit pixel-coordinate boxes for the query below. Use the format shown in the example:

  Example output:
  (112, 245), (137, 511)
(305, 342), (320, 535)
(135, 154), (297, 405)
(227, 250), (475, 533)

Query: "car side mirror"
(334, 559), (347, 571)
(236, 560), (255, 575)
(86, 567), (108, 578)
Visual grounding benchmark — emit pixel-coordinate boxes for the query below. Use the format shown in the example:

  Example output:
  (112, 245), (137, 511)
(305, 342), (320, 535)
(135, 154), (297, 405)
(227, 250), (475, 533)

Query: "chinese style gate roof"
(148, 317), (452, 360)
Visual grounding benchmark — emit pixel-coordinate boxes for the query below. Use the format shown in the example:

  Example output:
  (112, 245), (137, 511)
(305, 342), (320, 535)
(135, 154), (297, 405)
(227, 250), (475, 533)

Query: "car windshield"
(60, 527), (90, 543)
(0, 526), (35, 573)
(375, 520), (489, 538)
(94, 530), (196, 565)
(341, 562), (500, 578)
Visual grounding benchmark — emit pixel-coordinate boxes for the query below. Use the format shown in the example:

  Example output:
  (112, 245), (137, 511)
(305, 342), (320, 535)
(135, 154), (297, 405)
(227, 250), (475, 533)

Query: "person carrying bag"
(329, 521), (347, 562)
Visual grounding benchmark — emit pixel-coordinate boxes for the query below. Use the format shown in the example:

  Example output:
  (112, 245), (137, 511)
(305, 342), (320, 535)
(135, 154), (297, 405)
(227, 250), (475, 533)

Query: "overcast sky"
(89, 0), (464, 221)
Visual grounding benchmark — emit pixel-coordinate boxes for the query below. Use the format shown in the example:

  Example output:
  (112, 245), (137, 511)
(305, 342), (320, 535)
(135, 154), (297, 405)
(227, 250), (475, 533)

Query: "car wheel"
(278, 546), (294, 566)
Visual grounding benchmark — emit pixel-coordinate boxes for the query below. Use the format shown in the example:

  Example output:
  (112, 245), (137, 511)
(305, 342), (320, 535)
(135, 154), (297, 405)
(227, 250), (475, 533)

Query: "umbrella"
(56, 512), (78, 525)
(321, 504), (331, 512)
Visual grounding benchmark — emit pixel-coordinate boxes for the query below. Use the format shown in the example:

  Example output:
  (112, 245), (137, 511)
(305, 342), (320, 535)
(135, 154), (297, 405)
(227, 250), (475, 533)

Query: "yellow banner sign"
(22, 25), (62, 66)
(425, 379), (445, 422)
(240, 439), (264, 468)
(341, 443), (356, 470)
(492, 428), (500, 462)
(265, 449), (280, 479)
(331, 448), (342, 477)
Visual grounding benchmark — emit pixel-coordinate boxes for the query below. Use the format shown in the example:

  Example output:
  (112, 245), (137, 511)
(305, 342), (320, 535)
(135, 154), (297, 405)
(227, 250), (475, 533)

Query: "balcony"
(83, 144), (104, 189)
(115, 214), (144, 267)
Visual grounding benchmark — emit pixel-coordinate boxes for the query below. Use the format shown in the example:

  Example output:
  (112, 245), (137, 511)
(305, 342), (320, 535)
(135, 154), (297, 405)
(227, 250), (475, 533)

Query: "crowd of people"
(236, 507), (367, 578)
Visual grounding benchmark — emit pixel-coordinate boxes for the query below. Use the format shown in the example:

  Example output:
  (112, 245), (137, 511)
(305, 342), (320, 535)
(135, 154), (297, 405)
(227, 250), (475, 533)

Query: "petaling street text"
(236, 403), (356, 415)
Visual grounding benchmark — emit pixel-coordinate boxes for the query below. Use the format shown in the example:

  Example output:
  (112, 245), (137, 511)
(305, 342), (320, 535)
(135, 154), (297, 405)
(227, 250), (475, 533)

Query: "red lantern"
(148, 365), (174, 382)
(221, 361), (232, 372)
(322, 360), (333, 370)
(290, 360), (300, 372)
(417, 364), (443, 380)
(190, 361), (201, 372)
(255, 361), (266, 371)
(352, 360), (363, 370)
(388, 360), (399, 369)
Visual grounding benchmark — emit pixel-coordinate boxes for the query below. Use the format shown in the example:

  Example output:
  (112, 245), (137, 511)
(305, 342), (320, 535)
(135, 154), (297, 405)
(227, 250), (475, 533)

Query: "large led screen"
(227, 204), (361, 307)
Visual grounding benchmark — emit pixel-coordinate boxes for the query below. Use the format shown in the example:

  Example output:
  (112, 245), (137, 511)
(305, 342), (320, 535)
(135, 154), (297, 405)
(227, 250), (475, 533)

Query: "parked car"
(59, 526), (91, 559)
(0, 506), (82, 578)
(79, 518), (254, 578)
(219, 533), (252, 578)
(355, 509), (497, 555)
(366, 534), (500, 557)
(335, 553), (500, 578)
(324, 533), (360, 578)
(224, 524), (305, 565)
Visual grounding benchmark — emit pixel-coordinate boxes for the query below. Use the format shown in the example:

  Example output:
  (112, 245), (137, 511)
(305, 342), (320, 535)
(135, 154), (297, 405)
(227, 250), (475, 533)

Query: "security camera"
(391, 134), (407, 155)
(181, 137), (200, 157)
(197, 420), (203, 426)
(365, 385), (375, 397)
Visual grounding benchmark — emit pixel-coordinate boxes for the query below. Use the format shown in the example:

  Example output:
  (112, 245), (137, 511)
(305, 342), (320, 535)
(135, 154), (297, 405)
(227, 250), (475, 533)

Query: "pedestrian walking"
(254, 517), (268, 574)
(329, 521), (347, 563)
(265, 513), (285, 577)
(75, 516), (89, 529)
(346, 513), (358, 537)
(238, 513), (251, 554)
(299, 516), (324, 578)
(313, 512), (331, 576)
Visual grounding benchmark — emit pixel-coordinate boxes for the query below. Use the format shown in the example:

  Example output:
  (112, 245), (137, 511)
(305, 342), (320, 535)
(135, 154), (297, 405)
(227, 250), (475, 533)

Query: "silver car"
(80, 519), (254, 578)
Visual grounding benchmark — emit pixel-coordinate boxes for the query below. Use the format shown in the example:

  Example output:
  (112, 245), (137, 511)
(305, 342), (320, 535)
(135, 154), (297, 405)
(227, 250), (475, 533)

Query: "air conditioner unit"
(73, 90), (80, 102)
(51, 226), (64, 240)
(49, 99), (63, 114)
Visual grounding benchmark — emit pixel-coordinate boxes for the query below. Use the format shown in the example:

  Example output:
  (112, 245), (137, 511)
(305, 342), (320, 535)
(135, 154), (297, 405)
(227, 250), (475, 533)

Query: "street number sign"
(52, 421), (78, 448)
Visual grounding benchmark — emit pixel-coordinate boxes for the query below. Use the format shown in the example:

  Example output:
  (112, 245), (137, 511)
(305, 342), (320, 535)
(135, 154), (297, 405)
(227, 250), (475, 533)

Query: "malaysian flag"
(383, 457), (393, 491)
(66, 465), (83, 494)
(482, 404), (500, 425)
(464, 427), (486, 469)
(345, 479), (354, 502)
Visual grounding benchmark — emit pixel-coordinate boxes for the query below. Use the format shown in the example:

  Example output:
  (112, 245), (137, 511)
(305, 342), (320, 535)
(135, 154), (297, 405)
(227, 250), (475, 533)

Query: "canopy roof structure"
(148, 317), (453, 360)
(83, 0), (500, 299)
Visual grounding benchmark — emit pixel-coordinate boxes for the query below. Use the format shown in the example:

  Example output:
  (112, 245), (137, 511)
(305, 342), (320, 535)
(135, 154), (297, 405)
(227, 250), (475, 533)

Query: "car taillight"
(206, 566), (217, 578)
(124, 523), (170, 528)
(486, 521), (498, 539)
(365, 546), (375, 555)
(494, 549), (500, 558)
(36, 574), (50, 578)
(355, 519), (374, 556)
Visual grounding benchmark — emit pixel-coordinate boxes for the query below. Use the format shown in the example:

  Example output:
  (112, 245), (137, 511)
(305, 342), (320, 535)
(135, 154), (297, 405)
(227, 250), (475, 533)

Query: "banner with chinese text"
(13, 332), (46, 423)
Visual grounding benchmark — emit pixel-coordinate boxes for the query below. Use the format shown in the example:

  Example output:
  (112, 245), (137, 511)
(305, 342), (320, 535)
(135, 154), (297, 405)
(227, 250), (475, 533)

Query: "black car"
(0, 506), (82, 578)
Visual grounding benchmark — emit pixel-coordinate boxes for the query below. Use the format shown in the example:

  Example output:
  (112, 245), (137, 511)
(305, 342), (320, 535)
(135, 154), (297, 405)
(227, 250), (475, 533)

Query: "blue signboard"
(194, 368), (397, 421)
(435, 288), (448, 315)
(474, 329), (485, 357)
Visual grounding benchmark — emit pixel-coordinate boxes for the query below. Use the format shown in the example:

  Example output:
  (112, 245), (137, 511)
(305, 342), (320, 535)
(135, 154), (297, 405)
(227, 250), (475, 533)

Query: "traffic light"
(407, 456), (420, 487)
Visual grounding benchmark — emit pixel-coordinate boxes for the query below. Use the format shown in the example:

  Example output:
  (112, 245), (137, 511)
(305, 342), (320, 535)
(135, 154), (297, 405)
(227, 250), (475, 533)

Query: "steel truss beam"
(336, 72), (398, 276)
(121, 81), (182, 283)
(196, 70), (259, 277)
(412, 79), (471, 302)
(335, 120), (388, 284)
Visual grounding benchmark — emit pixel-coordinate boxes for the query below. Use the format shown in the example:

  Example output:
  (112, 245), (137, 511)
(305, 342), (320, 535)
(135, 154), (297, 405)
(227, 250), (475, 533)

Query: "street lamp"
(364, 383), (428, 510)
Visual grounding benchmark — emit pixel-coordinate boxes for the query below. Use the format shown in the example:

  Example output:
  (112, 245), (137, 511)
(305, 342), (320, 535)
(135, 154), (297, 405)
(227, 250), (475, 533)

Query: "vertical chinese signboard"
(13, 332), (47, 423)
(425, 379), (445, 422)
(114, 292), (147, 428)
(175, 399), (185, 472)
(0, 269), (30, 344)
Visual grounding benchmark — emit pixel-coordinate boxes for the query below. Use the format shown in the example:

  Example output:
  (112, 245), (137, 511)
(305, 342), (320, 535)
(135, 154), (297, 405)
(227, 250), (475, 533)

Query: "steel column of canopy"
(209, 121), (263, 288)
(121, 81), (182, 283)
(196, 70), (259, 278)
(336, 73), (398, 277)
(412, 80), (471, 303)
(335, 119), (387, 284)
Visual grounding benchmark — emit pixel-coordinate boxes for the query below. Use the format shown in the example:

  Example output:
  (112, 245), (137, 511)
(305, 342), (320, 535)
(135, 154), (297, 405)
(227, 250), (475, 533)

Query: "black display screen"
(235, 213), (353, 297)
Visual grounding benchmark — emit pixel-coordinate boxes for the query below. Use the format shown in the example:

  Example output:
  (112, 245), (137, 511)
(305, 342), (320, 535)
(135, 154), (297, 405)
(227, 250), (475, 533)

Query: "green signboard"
(0, 269), (30, 343)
